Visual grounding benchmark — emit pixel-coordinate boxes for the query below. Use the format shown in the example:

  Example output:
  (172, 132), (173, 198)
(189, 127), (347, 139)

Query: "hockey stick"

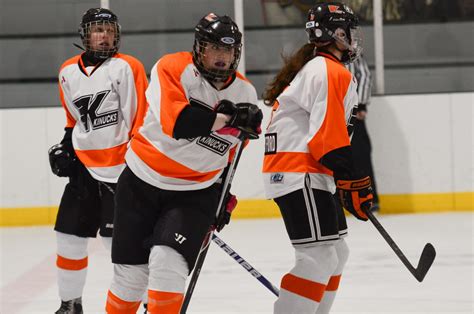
(365, 210), (436, 282)
(181, 137), (247, 314)
(212, 234), (280, 296)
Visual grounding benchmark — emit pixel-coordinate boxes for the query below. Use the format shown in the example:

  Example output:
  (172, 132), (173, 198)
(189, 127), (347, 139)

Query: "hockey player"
(48, 8), (148, 314)
(105, 13), (262, 314)
(262, 2), (373, 313)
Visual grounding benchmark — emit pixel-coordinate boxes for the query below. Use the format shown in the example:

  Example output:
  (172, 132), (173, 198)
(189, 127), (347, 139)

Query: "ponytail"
(263, 43), (315, 106)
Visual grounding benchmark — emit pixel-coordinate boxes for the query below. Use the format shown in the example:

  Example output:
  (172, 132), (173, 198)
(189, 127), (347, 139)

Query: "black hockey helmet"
(193, 13), (242, 82)
(306, 2), (362, 63)
(79, 8), (121, 59)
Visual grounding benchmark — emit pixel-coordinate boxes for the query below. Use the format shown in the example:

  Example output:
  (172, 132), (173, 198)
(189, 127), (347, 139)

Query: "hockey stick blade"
(414, 243), (436, 282)
(366, 210), (436, 282)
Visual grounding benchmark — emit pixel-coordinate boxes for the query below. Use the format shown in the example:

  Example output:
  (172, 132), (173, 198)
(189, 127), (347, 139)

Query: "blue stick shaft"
(212, 234), (280, 297)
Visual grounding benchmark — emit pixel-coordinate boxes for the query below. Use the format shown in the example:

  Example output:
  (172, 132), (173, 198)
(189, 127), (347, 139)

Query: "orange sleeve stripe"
(326, 275), (342, 291)
(56, 255), (87, 271)
(106, 290), (141, 313)
(58, 83), (76, 128)
(308, 59), (351, 162)
(131, 133), (221, 182)
(58, 56), (81, 129)
(262, 152), (332, 175)
(148, 290), (184, 313)
(75, 142), (127, 167)
(115, 54), (149, 138)
(280, 273), (326, 302)
(157, 53), (193, 137)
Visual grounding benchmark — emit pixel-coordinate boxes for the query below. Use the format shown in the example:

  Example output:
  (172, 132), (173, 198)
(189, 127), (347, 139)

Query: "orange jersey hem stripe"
(106, 290), (141, 313)
(75, 143), (127, 167)
(326, 275), (341, 291)
(131, 133), (221, 182)
(263, 152), (332, 175)
(56, 255), (88, 271)
(280, 273), (326, 302)
(148, 290), (184, 313)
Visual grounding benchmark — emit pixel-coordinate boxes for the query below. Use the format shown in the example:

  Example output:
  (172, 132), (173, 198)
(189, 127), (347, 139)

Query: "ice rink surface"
(1, 212), (473, 314)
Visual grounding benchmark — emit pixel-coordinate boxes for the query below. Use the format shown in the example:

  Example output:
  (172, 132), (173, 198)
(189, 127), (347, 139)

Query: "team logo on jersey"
(197, 134), (231, 156)
(264, 133), (277, 155)
(72, 90), (118, 132)
(270, 173), (284, 184)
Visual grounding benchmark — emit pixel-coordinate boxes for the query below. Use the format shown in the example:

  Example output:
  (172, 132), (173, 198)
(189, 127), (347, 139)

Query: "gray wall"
(1, 0), (473, 108)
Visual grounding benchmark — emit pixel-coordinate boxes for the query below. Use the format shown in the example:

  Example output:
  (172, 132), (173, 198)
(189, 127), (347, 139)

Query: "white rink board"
(367, 92), (473, 195)
(1, 92), (473, 208)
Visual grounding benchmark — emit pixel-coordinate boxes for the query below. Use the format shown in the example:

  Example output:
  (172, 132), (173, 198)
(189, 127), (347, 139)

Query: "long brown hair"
(263, 43), (315, 106)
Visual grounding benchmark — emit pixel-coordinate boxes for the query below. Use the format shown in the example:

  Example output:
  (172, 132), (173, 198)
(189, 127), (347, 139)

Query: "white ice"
(1, 212), (473, 314)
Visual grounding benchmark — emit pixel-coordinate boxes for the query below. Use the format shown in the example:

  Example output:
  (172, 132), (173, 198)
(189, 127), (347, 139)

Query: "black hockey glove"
(48, 140), (77, 177)
(213, 193), (238, 232)
(335, 176), (373, 221)
(215, 100), (263, 139)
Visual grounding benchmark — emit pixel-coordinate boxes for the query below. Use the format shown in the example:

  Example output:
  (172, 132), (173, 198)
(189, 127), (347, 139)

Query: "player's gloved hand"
(48, 142), (77, 177)
(335, 176), (373, 221)
(216, 126), (241, 137)
(213, 193), (238, 232)
(215, 100), (263, 139)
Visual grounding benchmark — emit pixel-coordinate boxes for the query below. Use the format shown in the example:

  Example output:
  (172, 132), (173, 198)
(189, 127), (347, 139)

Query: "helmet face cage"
(79, 8), (121, 60)
(305, 2), (362, 63)
(193, 13), (242, 82)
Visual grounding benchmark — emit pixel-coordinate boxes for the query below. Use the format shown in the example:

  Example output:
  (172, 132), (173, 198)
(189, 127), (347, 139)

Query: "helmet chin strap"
(73, 43), (86, 51)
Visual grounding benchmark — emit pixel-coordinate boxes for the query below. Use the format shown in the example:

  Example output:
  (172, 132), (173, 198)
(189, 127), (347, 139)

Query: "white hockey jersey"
(58, 53), (148, 183)
(263, 52), (358, 199)
(126, 51), (258, 191)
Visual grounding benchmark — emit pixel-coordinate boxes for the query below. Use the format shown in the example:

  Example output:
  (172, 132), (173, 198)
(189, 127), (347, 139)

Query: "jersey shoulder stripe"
(155, 52), (194, 137)
(58, 55), (81, 128)
(113, 53), (147, 76)
(59, 55), (81, 72)
(235, 71), (251, 84)
(307, 56), (352, 162)
(157, 51), (193, 77)
(113, 53), (149, 137)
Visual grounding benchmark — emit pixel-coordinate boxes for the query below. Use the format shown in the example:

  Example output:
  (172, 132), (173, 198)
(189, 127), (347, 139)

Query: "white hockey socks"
(56, 232), (89, 301)
(147, 245), (188, 313)
(316, 239), (350, 314)
(107, 264), (148, 313)
(274, 243), (339, 314)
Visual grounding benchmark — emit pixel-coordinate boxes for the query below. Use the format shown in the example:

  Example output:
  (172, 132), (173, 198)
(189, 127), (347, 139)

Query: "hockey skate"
(55, 297), (83, 314)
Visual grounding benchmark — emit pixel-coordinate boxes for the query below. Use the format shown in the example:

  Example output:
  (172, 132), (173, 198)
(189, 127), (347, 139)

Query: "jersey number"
(72, 90), (118, 132)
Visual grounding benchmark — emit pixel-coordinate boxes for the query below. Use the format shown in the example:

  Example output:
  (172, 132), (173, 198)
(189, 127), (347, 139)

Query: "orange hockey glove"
(336, 176), (373, 221)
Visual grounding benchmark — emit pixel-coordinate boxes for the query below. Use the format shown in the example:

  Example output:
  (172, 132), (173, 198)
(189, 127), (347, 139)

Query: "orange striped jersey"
(126, 51), (258, 191)
(263, 53), (358, 199)
(58, 53), (148, 183)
